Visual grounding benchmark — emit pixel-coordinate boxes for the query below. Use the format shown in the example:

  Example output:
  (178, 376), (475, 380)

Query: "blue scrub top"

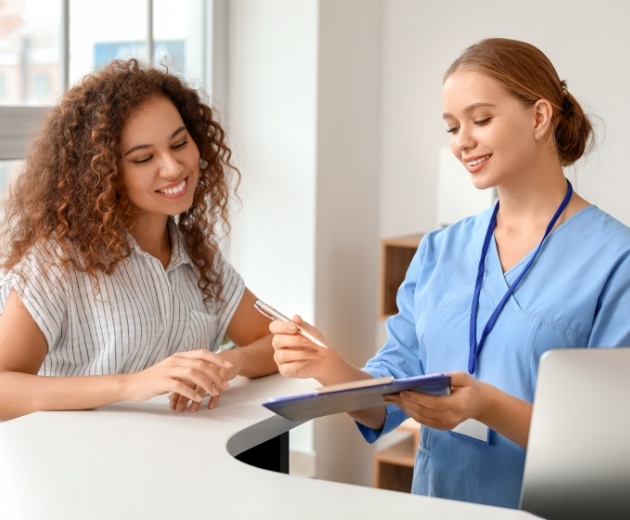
(360, 205), (630, 508)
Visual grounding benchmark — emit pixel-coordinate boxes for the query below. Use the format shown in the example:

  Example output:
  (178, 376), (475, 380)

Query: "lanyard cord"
(468, 179), (573, 374)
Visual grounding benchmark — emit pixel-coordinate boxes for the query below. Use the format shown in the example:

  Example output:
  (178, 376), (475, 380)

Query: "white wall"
(226, 0), (383, 487)
(226, 0), (630, 489)
(312, 0), (382, 487)
(225, 0), (319, 457)
(226, 0), (318, 318)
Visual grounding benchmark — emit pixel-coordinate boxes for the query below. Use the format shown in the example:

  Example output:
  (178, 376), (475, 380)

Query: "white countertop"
(0, 374), (538, 519)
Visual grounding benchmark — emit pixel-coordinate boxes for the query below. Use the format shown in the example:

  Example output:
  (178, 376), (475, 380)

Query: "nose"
(452, 124), (475, 154)
(159, 152), (184, 180)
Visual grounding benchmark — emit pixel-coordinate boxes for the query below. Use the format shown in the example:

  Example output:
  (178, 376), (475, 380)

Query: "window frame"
(0, 0), (227, 162)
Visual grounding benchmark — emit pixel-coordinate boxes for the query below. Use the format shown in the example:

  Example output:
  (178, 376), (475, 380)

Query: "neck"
(495, 175), (570, 229)
(130, 217), (172, 268)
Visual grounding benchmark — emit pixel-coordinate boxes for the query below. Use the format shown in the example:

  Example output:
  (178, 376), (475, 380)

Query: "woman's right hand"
(270, 315), (389, 430)
(269, 315), (345, 383)
(124, 349), (233, 405)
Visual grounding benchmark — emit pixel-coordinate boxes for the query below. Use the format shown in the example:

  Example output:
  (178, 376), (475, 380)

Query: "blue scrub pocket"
(448, 419), (490, 445)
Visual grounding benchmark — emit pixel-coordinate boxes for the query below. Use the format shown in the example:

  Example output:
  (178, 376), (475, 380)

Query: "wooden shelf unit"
(378, 233), (424, 319)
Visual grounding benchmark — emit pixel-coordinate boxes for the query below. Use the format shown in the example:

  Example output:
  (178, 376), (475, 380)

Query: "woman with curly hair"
(0, 59), (277, 421)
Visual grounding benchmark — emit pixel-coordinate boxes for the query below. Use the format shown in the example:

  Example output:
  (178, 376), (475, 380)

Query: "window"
(0, 0), (61, 106)
(31, 71), (50, 101)
(0, 73), (7, 99)
(0, 0), (225, 197)
(0, 159), (22, 204)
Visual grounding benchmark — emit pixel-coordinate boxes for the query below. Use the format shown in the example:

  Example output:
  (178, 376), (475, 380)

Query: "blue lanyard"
(468, 179), (573, 374)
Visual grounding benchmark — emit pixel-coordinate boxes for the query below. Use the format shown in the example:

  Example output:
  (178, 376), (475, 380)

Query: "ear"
(532, 99), (553, 140)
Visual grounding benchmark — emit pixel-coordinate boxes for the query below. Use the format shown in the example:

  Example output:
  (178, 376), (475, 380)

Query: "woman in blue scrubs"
(269, 38), (630, 509)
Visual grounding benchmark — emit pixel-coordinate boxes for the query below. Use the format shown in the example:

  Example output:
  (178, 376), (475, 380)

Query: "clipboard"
(263, 374), (451, 422)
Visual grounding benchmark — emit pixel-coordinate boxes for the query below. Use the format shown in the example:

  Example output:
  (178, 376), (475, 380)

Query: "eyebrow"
(122, 126), (187, 157)
(442, 102), (496, 120)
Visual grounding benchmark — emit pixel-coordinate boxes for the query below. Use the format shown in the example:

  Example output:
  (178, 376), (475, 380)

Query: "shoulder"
(561, 206), (630, 253)
(2, 242), (68, 282)
(420, 207), (494, 256)
(0, 242), (71, 318)
(591, 206), (630, 236)
(214, 247), (245, 300)
(400, 208), (493, 281)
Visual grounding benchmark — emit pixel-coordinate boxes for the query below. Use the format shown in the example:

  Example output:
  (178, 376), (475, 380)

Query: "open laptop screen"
(520, 348), (630, 520)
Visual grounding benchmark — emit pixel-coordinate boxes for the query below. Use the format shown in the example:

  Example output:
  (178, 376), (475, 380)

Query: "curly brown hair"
(0, 59), (240, 302)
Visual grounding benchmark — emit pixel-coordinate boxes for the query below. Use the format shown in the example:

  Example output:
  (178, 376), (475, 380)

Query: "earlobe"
(533, 99), (553, 139)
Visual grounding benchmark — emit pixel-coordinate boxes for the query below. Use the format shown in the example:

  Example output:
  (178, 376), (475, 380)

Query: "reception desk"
(0, 374), (538, 519)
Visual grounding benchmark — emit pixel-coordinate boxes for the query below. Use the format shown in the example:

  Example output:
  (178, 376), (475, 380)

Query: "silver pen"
(254, 299), (328, 349)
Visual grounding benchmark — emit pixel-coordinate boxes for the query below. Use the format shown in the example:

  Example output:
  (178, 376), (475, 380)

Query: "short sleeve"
(0, 251), (69, 350)
(363, 238), (428, 380)
(210, 248), (245, 345)
(588, 252), (630, 347)
(356, 404), (410, 443)
(357, 238), (431, 442)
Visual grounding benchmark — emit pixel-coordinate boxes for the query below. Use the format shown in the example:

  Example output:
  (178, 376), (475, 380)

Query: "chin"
(469, 177), (493, 191)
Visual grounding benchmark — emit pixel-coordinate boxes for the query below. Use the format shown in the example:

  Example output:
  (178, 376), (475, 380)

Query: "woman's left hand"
(169, 354), (241, 412)
(384, 371), (532, 447)
(383, 371), (486, 431)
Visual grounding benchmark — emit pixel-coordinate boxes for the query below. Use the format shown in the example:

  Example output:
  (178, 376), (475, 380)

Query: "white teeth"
(159, 179), (186, 195)
(468, 155), (490, 166)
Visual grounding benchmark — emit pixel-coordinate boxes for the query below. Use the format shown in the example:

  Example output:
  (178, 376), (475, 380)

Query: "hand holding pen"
(254, 300), (328, 348)
(261, 302), (362, 386)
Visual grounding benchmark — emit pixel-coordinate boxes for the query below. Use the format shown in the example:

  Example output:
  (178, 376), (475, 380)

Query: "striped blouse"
(0, 220), (244, 376)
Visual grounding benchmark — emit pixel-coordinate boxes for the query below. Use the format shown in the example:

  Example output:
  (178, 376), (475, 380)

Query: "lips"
(157, 178), (187, 195)
(464, 154), (491, 173)
(465, 155), (491, 167)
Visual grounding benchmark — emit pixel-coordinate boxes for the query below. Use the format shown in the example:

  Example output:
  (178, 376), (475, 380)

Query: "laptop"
(520, 348), (630, 519)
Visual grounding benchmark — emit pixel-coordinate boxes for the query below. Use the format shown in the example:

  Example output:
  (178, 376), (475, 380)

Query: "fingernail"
(287, 324), (297, 331)
(224, 361), (233, 368)
(176, 404), (184, 412)
(195, 394), (203, 401)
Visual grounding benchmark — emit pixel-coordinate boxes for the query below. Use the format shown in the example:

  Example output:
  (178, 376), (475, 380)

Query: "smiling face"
(119, 95), (200, 230)
(442, 70), (540, 191)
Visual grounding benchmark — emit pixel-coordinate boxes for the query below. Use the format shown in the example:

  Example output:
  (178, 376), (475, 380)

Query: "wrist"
(474, 381), (497, 424)
(318, 358), (368, 387)
(218, 349), (243, 379)
(116, 372), (140, 402)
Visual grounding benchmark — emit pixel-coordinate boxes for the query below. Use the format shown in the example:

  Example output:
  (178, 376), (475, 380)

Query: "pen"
(254, 299), (328, 349)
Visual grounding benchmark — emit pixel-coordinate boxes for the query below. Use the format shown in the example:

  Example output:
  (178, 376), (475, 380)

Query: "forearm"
(315, 364), (388, 431)
(0, 371), (130, 422)
(477, 382), (532, 448)
(220, 334), (278, 378)
(347, 405), (387, 431)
